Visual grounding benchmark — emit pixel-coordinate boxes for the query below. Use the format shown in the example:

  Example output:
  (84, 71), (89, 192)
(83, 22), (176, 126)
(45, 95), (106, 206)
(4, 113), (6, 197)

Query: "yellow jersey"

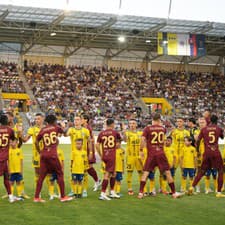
(171, 128), (190, 155)
(27, 126), (42, 158)
(71, 149), (87, 174)
(67, 127), (90, 153)
(222, 147), (225, 165)
(180, 145), (197, 168)
(116, 148), (125, 172)
(125, 130), (142, 157)
(9, 147), (23, 173)
(164, 145), (175, 168)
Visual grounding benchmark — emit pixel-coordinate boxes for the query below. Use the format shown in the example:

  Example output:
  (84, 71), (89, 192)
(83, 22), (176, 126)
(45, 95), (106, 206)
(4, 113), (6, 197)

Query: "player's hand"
(140, 151), (144, 161)
(88, 153), (93, 161)
(59, 121), (66, 129)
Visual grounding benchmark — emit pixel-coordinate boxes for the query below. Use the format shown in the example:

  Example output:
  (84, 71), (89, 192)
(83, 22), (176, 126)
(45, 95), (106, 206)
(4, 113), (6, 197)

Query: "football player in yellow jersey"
(8, 138), (24, 200)
(180, 136), (197, 193)
(5, 111), (29, 199)
(48, 147), (65, 200)
(22, 113), (44, 185)
(65, 116), (91, 197)
(71, 139), (87, 198)
(114, 140), (125, 196)
(122, 119), (143, 195)
(160, 136), (176, 194)
(171, 117), (189, 168)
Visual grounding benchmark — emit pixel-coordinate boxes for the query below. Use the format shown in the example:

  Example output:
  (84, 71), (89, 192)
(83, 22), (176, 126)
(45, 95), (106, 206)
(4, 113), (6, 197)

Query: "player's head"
(203, 110), (210, 119)
(5, 111), (14, 124)
(176, 117), (184, 128)
(0, 114), (9, 126)
(74, 116), (82, 127)
(152, 113), (161, 125)
(81, 114), (89, 126)
(184, 136), (192, 146)
(210, 115), (218, 124)
(10, 137), (18, 149)
(106, 118), (115, 128)
(198, 117), (207, 129)
(165, 136), (172, 146)
(188, 118), (196, 128)
(75, 138), (83, 150)
(45, 114), (57, 125)
(129, 119), (137, 130)
(35, 113), (44, 126)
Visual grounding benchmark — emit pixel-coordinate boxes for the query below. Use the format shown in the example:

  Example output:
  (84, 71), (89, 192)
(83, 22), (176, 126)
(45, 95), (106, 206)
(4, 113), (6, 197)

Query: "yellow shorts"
(126, 156), (143, 172)
(32, 155), (40, 168)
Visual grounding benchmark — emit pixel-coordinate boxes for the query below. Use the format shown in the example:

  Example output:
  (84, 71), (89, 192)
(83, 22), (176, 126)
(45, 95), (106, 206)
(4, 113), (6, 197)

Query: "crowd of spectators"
(1, 60), (224, 130)
(122, 69), (225, 127)
(25, 64), (142, 130)
(0, 61), (26, 93)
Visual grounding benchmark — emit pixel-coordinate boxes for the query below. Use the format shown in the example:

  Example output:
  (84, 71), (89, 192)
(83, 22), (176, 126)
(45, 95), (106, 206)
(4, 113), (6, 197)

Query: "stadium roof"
(0, 4), (225, 57)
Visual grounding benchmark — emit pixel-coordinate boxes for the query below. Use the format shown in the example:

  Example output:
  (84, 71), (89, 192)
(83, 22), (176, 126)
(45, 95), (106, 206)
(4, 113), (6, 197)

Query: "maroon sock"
(34, 175), (45, 198)
(139, 181), (146, 193)
(168, 182), (175, 194)
(57, 175), (65, 198)
(4, 176), (11, 195)
(87, 167), (98, 182)
(192, 170), (205, 187)
(110, 177), (116, 190)
(217, 170), (223, 192)
(101, 179), (108, 192)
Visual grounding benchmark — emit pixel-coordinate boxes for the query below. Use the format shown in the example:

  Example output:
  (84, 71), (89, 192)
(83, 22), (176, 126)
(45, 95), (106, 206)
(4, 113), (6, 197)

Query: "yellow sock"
(49, 184), (54, 196)
(56, 184), (60, 197)
(205, 178), (210, 190)
(82, 173), (88, 191)
(159, 176), (163, 190)
(21, 180), (25, 193)
(78, 184), (82, 195)
(127, 171), (133, 190)
(213, 179), (217, 191)
(73, 183), (77, 195)
(115, 181), (121, 193)
(189, 179), (193, 188)
(161, 178), (167, 192)
(181, 177), (187, 192)
(149, 180), (155, 193)
(70, 179), (74, 192)
(16, 183), (23, 196)
(11, 185), (14, 195)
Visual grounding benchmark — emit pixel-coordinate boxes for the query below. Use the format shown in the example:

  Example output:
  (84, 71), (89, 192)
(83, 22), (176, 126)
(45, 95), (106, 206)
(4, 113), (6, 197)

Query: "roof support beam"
(0, 10), (9, 21)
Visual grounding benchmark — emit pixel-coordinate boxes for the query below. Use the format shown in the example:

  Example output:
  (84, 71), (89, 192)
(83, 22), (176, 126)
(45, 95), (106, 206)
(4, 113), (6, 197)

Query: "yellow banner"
(2, 93), (30, 100)
(157, 32), (163, 55)
(168, 33), (177, 55)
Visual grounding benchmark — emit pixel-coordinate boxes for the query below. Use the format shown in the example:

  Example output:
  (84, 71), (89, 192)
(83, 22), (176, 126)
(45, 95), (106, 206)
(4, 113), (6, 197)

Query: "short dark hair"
(106, 118), (114, 126)
(167, 136), (172, 141)
(35, 113), (43, 117)
(75, 138), (83, 143)
(188, 117), (196, 125)
(45, 115), (57, 124)
(82, 114), (90, 123)
(184, 136), (192, 142)
(210, 115), (218, 124)
(5, 111), (14, 117)
(0, 114), (9, 125)
(152, 113), (161, 121)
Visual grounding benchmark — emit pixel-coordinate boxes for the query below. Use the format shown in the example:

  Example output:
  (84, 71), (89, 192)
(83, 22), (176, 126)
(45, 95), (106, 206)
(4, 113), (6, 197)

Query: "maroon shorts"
(40, 155), (63, 177)
(102, 156), (115, 173)
(0, 160), (9, 177)
(201, 151), (223, 171)
(144, 153), (170, 172)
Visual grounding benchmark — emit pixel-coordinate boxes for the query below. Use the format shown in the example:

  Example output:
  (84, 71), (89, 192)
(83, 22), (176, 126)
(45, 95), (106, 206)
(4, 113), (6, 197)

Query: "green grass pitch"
(0, 144), (224, 225)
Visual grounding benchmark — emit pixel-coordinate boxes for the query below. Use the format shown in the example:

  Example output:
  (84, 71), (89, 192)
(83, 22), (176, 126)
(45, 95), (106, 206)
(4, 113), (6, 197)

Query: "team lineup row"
(0, 110), (224, 202)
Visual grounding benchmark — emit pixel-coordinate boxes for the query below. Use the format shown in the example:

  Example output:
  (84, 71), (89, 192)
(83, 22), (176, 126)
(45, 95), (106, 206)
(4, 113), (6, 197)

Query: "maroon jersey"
(86, 124), (94, 150)
(143, 125), (166, 155)
(97, 128), (121, 159)
(0, 125), (15, 161)
(197, 124), (224, 152)
(36, 125), (64, 156)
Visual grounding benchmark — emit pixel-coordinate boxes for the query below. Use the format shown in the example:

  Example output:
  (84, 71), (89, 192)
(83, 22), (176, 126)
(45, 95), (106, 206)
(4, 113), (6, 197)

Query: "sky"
(0, 0), (225, 23)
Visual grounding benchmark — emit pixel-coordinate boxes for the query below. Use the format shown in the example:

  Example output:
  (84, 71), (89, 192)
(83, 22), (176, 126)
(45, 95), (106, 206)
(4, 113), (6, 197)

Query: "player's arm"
(121, 123), (127, 142)
(180, 150), (183, 169)
(20, 157), (23, 175)
(22, 134), (31, 142)
(87, 136), (93, 160)
(18, 137), (23, 148)
(140, 136), (146, 160)
(96, 142), (102, 158)
(196, 130), (203, 153)
(35, 132), (42, 153)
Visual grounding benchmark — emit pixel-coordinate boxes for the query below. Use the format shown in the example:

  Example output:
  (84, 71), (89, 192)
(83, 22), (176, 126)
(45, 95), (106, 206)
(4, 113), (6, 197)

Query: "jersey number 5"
(209, 131), (216, 144)
(0, 134), (9, 147)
